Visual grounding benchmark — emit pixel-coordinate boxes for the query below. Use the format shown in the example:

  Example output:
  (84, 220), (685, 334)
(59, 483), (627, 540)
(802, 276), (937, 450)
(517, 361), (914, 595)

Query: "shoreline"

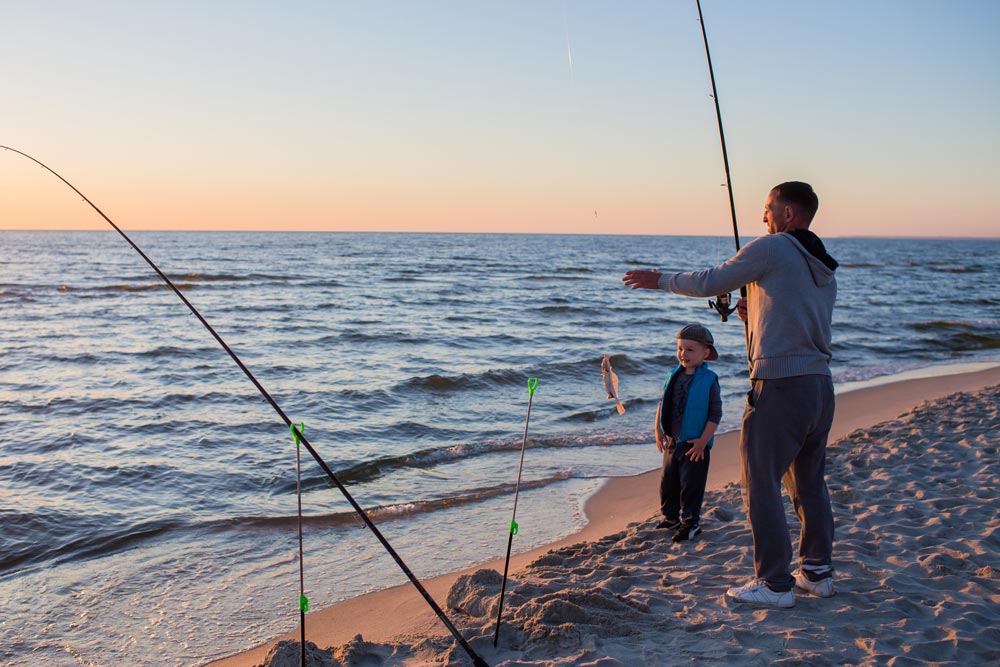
(206, 363), (1000, 667)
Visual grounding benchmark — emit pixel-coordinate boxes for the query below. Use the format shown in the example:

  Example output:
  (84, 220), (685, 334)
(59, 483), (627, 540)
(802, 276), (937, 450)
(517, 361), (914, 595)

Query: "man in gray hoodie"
(623, 181), (838, 608)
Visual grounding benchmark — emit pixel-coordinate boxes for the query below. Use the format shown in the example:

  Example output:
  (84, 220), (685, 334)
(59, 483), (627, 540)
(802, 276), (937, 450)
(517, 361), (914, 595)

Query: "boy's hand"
(686, 439), (708, 461)
(654, 401), (665, 453)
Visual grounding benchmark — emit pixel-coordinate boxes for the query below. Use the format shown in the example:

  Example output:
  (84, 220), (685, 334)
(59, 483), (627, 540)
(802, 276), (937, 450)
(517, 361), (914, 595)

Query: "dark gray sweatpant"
(740, 374), (835, 591)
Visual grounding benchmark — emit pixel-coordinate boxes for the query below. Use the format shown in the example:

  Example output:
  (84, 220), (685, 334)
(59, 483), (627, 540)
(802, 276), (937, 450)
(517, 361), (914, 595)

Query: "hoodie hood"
(787, 229), (838, 270)
(784, 230), (838, 286)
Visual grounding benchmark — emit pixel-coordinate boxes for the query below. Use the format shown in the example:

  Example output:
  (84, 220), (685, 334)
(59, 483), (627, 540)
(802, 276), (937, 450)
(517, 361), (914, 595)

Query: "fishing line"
(562, 1), (575, 89)
(492, 377), (538, 647)
(1, 145), (491, 667)
(695, 0), (751, 367)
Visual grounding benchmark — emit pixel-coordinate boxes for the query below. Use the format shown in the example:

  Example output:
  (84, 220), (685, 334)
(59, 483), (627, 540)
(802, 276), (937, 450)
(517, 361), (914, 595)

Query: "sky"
(2, 1), (998, 238)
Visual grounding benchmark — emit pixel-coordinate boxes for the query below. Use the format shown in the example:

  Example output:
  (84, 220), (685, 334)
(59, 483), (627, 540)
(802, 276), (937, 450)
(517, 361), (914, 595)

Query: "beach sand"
(207, 366), (1000, 666)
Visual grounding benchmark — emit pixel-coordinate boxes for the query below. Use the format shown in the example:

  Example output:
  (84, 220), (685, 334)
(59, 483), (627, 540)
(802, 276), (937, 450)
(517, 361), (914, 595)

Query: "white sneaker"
(794, 570), (836, 598)
(726, 579), (795, 608)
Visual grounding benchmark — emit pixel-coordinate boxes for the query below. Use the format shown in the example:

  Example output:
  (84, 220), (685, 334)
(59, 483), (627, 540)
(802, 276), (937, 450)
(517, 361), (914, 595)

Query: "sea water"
(1, 231), (998, 666)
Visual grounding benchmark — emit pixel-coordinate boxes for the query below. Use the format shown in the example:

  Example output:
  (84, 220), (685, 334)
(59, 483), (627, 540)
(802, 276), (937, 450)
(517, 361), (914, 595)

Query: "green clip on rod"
(291, 422), (308, 667)
(493, 377), (538, 647)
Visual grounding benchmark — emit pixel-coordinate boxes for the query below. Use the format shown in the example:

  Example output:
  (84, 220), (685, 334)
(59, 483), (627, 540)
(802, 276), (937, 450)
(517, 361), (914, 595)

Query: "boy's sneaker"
(726, 579), (795, 608)
(655, 518), (681, 530)
(794, 569), (836, 598)
(671, 522), (701, 542)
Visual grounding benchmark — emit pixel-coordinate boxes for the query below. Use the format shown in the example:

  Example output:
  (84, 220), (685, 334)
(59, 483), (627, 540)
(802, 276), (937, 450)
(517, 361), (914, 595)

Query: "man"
(622, 181), (839, 607)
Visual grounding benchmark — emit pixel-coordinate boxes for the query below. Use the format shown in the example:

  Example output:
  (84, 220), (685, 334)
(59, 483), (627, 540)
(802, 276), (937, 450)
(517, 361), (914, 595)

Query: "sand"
(206, 365), (1000, 667)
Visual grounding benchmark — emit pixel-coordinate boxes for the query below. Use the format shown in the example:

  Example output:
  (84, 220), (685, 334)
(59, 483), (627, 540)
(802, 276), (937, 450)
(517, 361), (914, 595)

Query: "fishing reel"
(708, 292), (737, 322)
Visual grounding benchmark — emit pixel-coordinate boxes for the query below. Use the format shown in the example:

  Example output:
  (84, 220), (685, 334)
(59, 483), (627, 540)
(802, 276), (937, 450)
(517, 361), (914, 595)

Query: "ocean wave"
(166, 272), (290, 283)
(11, 376), (224, 422)
(942, 333), (1000, 351)
(517, 353), (646, 384)
(384, 354), (648, 396)
(333, 387), (396, 409)
(137, 344), (217, 360)
(152, 389), (255, 410)
(291, 279), (345, 289)
(563, 396), (648, 422)
(581, 352), (645, 376)
(325, 430), (644, 487)
(87, 282), (180, 293)
(951, 296), (1000, 307)
(0, 429), (102, 456)
(522, 273), (593, 281)
(0, 286), (35, 302)
(537, 304), (603, 315)
(56, 271), (287, 293)
(217, 471), (574, 532)
(14, 395), (149, 416)
(330, 441), (510, 486)
(911, 320), (1000, 351)
(383, 274), (432, 283)
(2, 295), (37, 305)
(337, 330), (426, 345)
(45, 351), (105, 365)
(928, 265), (985, 274)
(912, 320), (1000, 330)
(398, 368), (526, 393)
(0, 511), (180, 576)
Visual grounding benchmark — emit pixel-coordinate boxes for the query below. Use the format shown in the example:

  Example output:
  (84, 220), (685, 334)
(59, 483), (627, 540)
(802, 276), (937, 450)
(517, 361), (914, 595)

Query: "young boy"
(655, 323), (722, 542)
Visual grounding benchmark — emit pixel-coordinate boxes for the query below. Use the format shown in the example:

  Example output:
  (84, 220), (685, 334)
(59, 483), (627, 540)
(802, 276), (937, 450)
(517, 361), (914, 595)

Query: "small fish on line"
(601, 354), (626, 415)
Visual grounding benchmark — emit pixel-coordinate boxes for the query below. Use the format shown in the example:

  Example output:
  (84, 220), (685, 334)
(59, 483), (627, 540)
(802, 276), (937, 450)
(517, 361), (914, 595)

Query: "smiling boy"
(654, 324), (722, 542)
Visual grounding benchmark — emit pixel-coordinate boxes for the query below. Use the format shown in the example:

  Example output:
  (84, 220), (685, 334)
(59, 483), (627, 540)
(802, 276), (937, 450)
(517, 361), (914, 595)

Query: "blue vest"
(660, 363), (718, 447)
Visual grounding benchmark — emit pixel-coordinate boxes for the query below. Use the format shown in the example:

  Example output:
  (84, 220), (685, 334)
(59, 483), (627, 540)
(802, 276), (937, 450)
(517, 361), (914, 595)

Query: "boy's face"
(676, 338), (711, 370)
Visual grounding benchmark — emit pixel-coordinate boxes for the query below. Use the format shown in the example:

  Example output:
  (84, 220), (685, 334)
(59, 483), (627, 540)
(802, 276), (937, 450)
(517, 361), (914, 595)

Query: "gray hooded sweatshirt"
(657, 232), (837, 380)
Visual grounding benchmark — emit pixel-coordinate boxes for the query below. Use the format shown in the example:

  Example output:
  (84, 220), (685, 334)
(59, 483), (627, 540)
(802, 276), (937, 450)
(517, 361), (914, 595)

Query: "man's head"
(763, 181), (819, 234)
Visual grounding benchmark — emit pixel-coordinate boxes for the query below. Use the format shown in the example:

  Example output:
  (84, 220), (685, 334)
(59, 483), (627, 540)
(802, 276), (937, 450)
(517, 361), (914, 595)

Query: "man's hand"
(622, 269), (662, 290)
(737, 297), (747, 322)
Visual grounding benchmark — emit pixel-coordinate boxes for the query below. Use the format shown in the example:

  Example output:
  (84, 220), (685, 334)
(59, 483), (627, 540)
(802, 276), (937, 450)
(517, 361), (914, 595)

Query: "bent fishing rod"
(1, 145), (490, 667)
(695, 0), (751, 367)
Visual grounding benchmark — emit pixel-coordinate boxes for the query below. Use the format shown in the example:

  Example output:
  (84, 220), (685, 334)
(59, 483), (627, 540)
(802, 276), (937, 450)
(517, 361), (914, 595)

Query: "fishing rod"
(0, 145), (490, 667)
(695, 0), (750, 353)
(492, 377), (538, 647)
(292, 423), (308, 667)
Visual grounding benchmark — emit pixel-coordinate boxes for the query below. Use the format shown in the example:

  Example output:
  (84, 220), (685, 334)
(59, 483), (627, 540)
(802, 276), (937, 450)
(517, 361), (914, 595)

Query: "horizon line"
(1, 228), (998, 241)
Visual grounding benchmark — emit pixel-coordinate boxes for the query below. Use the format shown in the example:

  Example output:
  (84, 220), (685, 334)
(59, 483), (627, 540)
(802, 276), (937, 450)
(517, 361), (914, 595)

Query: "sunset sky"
(2, 1), (998, 238)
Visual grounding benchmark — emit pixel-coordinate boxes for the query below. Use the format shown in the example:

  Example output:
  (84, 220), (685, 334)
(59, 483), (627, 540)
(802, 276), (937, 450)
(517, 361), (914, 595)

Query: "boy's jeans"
(660, 440), (711, 526)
